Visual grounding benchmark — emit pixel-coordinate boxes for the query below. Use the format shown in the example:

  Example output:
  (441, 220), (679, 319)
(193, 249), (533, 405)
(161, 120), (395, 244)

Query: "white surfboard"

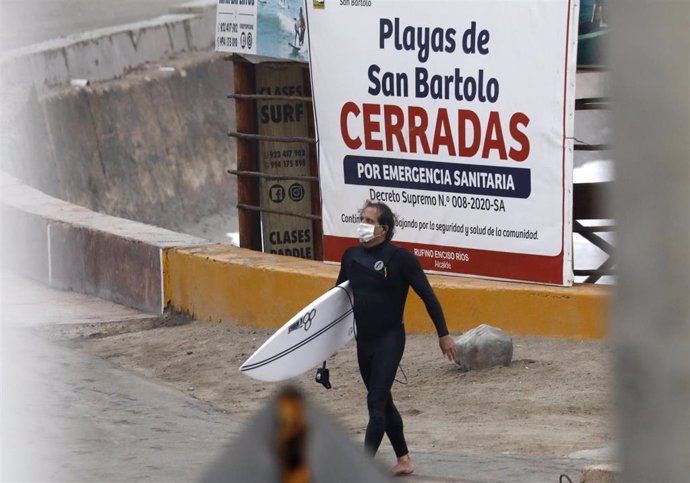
(240, 281), (355, 382)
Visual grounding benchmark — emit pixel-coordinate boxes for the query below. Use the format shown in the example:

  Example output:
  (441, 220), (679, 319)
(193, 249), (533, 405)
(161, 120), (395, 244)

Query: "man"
(336, 200), (457, 476)
(297, 7), (306, 46)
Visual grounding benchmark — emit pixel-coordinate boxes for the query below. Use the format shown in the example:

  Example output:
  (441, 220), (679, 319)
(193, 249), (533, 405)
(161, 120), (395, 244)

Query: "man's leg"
(361, 328), (405, 455)
(384, 397), (408, 457)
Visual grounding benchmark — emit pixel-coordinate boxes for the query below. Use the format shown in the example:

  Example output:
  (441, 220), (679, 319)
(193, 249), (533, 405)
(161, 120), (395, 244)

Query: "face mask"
(356, 223), (377, 243)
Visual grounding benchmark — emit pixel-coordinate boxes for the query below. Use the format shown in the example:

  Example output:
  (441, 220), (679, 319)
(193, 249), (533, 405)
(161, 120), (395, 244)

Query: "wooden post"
(233, 59), (262, 251)
(303, 65), (323, 261)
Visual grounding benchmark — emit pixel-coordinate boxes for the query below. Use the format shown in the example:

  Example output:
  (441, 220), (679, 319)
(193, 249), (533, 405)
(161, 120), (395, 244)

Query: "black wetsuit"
(336, 241), (448, 456)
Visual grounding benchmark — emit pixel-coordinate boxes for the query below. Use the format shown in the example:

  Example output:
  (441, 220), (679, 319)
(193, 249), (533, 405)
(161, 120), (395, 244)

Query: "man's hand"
(439, 334), (457, 362)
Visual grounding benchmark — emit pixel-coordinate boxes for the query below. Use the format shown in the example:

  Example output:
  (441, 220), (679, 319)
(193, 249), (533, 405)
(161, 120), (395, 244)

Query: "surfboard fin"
(315, 361), (331, 390)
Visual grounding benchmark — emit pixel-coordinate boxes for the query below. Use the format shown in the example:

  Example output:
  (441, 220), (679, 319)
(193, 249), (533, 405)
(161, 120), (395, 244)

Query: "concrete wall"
(2, 173), (610, 337)
(0, 0), (234, 235)
(1, 174), (206, 314)
(1, 51), (236, 233)
(0, 2), (217, 93)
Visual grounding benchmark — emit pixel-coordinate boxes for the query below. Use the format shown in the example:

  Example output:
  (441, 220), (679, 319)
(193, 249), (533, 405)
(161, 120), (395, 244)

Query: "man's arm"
(403, 252), (457, 361)
(403, 252), (449, 336)
(335, 249), (350, 285)
(438, 335), (457, 361)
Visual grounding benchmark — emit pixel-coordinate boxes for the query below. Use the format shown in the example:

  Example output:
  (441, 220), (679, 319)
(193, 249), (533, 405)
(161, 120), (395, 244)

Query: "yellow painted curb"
(165, 244), (610, 339)
(165, 244), (338, 329)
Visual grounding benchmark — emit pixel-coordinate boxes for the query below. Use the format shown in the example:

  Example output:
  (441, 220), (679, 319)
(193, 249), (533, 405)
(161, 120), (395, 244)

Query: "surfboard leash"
(395, 363), (409, 385)
(315, 361), (331, 389)
(315, 284), (355, 390)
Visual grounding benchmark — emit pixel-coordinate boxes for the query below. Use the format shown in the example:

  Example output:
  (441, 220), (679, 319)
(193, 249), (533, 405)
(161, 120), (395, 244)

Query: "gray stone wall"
(2, 51), (237, 233)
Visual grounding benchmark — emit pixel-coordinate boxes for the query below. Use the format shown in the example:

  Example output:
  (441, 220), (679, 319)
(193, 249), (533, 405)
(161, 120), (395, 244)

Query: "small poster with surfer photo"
(216, 0), (309, 61)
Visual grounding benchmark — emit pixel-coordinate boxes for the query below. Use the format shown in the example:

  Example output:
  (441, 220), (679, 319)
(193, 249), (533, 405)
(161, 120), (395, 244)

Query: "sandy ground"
(68, 318), (614, 459)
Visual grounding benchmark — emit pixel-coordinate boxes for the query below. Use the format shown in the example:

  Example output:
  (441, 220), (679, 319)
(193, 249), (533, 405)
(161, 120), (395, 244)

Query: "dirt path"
(72, 319), (613, 457)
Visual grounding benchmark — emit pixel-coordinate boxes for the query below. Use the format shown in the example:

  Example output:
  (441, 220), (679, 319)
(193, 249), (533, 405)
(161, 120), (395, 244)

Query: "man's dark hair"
(362, 200), (397, 242)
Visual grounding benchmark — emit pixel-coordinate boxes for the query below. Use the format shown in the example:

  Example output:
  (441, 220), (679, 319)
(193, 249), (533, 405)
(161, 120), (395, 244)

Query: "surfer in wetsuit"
(336, 200), (457, 476)
(293, 18), (300, 46)
(293, 10), (305, 47)
(297, 7), (306, 46)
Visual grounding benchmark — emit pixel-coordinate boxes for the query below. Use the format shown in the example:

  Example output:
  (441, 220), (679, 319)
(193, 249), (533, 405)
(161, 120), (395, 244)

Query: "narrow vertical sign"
(216, 0), (257, 54)
(256, 65), (314, 259)
(215, 0), (309, 61)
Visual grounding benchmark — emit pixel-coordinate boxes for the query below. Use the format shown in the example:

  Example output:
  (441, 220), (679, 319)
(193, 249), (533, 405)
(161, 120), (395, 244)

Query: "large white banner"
(307, 0), (578, 285)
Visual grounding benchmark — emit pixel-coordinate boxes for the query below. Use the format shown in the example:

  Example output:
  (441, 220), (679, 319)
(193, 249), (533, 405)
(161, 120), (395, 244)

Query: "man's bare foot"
(390, 454), (415, 476)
